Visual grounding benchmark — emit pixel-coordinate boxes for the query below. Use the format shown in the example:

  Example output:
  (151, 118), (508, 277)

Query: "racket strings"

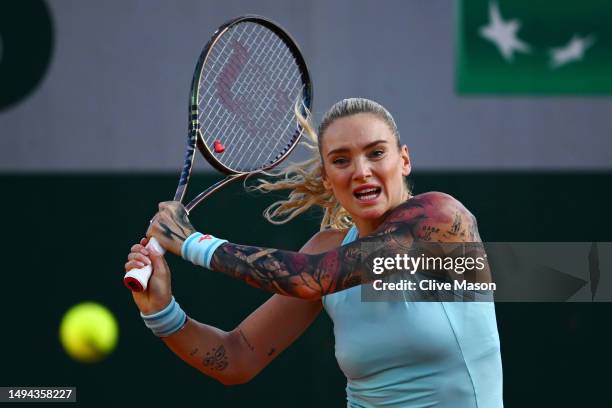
(198, 25), (252, 141)
(199, 24), (261, 167)
(217, 25), (297, 168)
(238, 42), (301, 168)
(221, 27), (282, 166)
(197, 21), (307, 172)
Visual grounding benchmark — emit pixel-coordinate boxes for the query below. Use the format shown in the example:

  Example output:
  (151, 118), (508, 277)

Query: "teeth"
(356, 188), (378, 195)
(355, 187), (380, 200)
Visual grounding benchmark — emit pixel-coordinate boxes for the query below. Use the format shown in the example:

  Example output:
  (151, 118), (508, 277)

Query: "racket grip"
(123, 238), (166, 292)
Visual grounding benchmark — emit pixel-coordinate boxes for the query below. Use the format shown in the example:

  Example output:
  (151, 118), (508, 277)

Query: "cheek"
(378, 162), (404, 193)
(378, 161), (400, 180)
(326, 170), (351, 191)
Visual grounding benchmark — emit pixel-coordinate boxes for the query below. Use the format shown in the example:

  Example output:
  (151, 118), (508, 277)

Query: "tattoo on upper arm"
(468, 215), (481, 241)
(448, 213), (462, 236)
(420, 225), (440, 241)
(202, 345), (229, 371)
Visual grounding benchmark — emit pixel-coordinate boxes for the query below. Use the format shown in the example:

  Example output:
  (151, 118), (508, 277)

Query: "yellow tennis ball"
(59, 302), (119, 363)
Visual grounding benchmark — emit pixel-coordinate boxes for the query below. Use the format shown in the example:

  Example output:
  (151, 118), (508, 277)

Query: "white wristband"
(181, 232), (228, 269)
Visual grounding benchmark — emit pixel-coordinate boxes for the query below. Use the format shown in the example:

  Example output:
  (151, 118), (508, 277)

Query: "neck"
(353, 218), (382, 238)
(353, 192), (412, 237)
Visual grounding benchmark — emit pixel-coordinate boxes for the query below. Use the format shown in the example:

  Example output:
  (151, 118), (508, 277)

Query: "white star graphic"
(549, 34), (596, 69)
(479, 1), (531, 62)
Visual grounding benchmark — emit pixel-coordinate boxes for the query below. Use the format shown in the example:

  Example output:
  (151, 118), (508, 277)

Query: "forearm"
(209, 228), (408, 299)
(162, 318), (250, 385)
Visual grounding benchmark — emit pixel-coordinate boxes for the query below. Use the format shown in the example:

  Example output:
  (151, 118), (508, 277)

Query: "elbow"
(211, 331), (258, 386)
(288, 286), (323, 301)
(217, 371), (255, 386)
(303, 293), (323, 301)
(215, 372), (256, 387)
(196, 363), (254, 385)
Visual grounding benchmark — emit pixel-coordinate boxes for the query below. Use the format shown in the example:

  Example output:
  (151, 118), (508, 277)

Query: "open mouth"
(353, 187), (382, 201)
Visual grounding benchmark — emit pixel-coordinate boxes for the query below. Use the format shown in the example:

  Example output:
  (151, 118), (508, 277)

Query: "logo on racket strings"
(216, 39), (292, 140)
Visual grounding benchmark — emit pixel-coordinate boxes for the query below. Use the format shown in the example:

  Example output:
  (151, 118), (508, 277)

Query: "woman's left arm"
(148, 192), (482, 299)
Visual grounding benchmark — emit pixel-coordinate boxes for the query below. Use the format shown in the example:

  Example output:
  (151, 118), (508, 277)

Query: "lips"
(353, 185), (382, 202)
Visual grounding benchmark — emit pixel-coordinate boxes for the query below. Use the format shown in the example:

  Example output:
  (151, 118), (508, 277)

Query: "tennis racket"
(124, 15), (312, 292)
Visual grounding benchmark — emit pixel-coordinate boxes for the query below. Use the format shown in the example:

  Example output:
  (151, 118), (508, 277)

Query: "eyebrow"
(326, 140), (388, 157)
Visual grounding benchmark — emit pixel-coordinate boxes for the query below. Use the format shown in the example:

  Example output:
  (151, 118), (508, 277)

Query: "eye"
(369, 149), (385, 158)
(332, 157), (349, 165)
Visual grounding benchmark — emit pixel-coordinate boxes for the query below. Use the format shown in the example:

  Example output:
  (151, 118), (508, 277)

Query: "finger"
(125, 260), (146, 271)
(130, 244), (147, 255)
(137, 253), (151, 264)
(148, 246), (167, 266)
(130, 244), (149, 255)
(127, 253), (151, 265)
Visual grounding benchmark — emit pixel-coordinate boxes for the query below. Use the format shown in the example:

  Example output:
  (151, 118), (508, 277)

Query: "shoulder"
(300, 228), (348, 255)
(385, 192), (480, 242)
(385, 191), (473, 221)
(412, 191), (475, 220)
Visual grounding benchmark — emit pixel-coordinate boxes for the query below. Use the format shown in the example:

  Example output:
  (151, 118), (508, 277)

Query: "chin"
(353, 205), (387, 220)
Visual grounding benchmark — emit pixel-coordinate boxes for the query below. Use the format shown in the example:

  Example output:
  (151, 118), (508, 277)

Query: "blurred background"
(1, 0), (611, 406)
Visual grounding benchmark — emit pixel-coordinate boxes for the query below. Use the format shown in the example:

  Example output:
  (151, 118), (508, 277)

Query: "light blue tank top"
(322, 226), (503, 407)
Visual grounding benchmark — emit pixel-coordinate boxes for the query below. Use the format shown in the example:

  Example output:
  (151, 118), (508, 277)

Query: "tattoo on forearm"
(267, 348), (276, 356)
(202, 345), (229, 371)
(189, 348), (199, 357)
(159, 206), (195, 243)
(238, 329), (255, 352)
(211, 200), (422, 298)
(209, 194), (482, 299)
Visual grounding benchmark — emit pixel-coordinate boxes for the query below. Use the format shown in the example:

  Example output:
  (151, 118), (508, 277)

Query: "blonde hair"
(252, 98), (406, 231)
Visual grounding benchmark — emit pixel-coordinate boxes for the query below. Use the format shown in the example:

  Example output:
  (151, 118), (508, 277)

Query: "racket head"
(190, 15), (312, 176)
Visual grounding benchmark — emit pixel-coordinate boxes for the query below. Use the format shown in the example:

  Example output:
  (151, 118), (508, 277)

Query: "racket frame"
(180, 15), (312, 213)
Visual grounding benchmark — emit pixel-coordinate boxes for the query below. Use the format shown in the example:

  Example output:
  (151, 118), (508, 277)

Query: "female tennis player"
(125, 98), (503, 407)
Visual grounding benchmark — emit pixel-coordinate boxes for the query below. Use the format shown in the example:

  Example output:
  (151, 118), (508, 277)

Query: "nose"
(352, 157), (372, 181)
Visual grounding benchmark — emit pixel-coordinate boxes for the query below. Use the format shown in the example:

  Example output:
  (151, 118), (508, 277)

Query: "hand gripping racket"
(124, 15), (312, 291)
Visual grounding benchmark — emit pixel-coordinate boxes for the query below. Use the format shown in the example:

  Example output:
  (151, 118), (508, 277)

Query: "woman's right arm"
(163, 294), (321, 385)
(125, 232), (336, 385)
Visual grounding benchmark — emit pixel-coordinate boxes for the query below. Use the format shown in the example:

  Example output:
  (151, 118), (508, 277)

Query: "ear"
(400, 145), (411, 177)
(321, 165), (332, 190)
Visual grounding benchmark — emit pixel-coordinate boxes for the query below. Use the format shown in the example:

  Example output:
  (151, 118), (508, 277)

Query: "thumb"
(148, 247), (168, 274)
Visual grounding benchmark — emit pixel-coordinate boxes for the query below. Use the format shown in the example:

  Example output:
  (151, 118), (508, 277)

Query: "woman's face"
(320, 113), (411, 225)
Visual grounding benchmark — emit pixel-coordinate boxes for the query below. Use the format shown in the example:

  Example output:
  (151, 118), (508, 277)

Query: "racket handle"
(123, 238), (166, 292)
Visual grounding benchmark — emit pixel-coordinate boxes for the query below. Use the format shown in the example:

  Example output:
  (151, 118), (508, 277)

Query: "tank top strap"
(342, 225), (359, 245)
